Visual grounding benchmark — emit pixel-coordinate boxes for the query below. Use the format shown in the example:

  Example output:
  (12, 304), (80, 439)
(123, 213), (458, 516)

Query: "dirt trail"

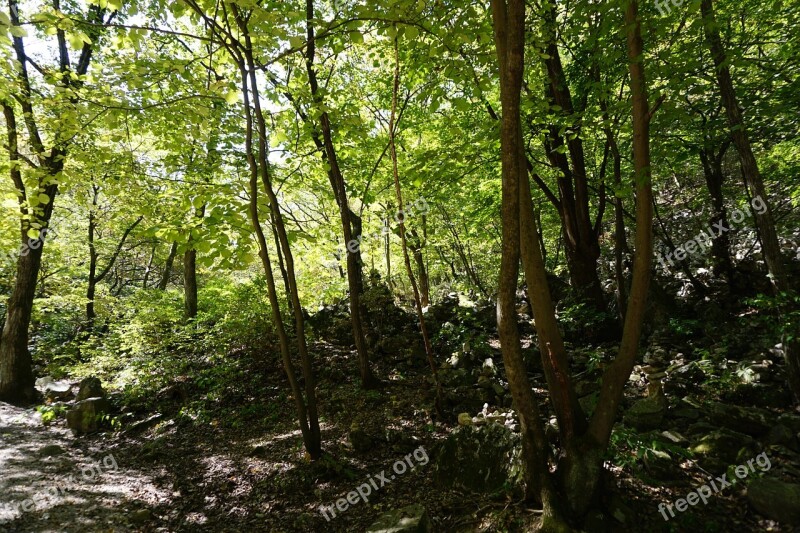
(0, 402), (165, 532)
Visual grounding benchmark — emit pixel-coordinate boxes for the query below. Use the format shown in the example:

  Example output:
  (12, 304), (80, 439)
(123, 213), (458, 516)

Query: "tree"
(492, 0), (656, 526)
(0, 0), (116, 403)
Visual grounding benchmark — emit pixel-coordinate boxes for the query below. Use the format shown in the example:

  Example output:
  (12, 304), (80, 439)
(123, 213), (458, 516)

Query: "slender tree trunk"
(589, 0), (655, 450)
(491, 1), (568, 528)
(143, 244), (157, 288)
(233, 8), (321, 456)
(184, 248), (198, 319)
(700, 144), (734, 279)
(387, 35), (442, 413)
(270, 211), (294, 315)
(539, 3), (605, 312)
(87, 192), (98, 326)
(304, 0), (376, 388)
(158, 242), (178, 290)
(700, 0), (799, 400)
(700, 0), (786, 290)
(409, 229), (430, 307)
(232, 34), (321, 458)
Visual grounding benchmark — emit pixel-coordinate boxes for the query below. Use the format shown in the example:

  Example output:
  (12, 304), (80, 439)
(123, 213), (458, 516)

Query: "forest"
(0, 0), (799, 531)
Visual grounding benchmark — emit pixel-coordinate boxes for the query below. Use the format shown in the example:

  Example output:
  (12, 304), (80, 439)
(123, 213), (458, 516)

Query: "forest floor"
(2, 298), (800, 532)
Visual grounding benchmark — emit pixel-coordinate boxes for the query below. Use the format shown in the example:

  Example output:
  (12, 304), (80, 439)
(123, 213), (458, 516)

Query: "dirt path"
(0, 402), (166, 532)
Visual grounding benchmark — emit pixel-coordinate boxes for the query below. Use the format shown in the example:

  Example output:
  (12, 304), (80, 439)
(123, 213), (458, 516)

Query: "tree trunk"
(700, 0), (786, 291)
(409, 229), (430, 307)
(87, 194), (98, 326)
(143, 244), (157, 288)
(700, 0), (799, 400)
(184, 248), (198, 319)
(158, 242), (178, 290)
(699, 144), (734, 279)
(491, 0), (567, 528)
(0, 237), (41, 404)
(0, 0), (106, 405)
(388, 35), (442, 414)
(304, 0), (376, 388)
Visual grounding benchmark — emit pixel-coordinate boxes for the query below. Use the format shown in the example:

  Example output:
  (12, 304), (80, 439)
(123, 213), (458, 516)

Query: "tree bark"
(0, 0), (108, 403)
(183, 248), (198, 319)
(158, 242), (178, 290)
(491, 0), (566, 527)
(388, 35), (442, 414)
(699, 143), (734, 279)
(231, 6), (321, 456)
(700, 0), (799, 400)
(304, 0), (376, 388)
(700, 0), (786, 291)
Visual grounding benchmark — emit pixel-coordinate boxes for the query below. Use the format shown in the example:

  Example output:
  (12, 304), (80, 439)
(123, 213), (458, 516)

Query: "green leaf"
(9, 26), (27, 38)
(349, 31), (364, 44)
(289, 36), (304, 49)
(224, 90), (239, 105)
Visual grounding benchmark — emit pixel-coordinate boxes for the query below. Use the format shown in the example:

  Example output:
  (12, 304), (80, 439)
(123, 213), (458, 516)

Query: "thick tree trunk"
(0, 0), (105, 405)
(0, 240), (41, 404)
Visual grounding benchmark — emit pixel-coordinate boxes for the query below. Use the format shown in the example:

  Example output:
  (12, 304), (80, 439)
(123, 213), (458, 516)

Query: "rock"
(608, 493), (635, 524)
(457, 413), (473, 426)
(36, 376), (74, 402)
(249, 444), (268, 457)
(669, 406), (700, 420)
(706, 401), (772, 437)
(766, 424), (795, 446)
(66, 397), (110, 435)
(660, 430), (688, 445)
(366, 504), (431, 533)
(39, 444), (65, 457)
(76, 377), (105, 401)
(125, 413), (164, 435)
(690, 429), (755, 464)
(747, 478), (800, 524)
(349, 423), (373, 453)
(721, 383), (792, 408)
(432, 424), (523, 494)
(624, 397), (665, 431)
(643, 449), (679, 480)
(130, 509), (152, 525)
(777, 414), (800, 433)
